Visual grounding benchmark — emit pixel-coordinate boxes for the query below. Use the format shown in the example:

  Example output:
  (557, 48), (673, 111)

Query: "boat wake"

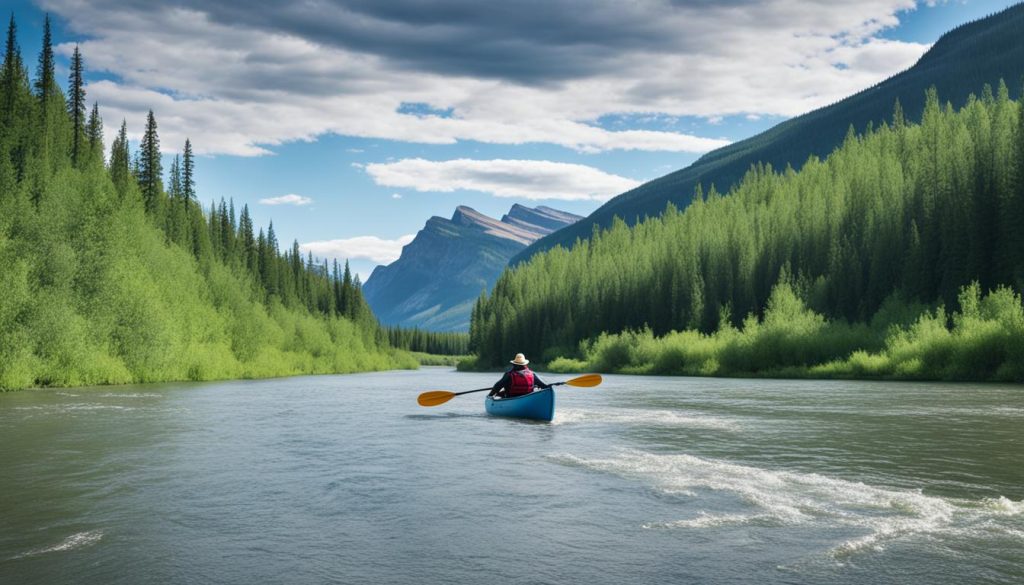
(11, 530), (103, 560)
(549, 449), (1024, 559)
(552, 407), (738, 430)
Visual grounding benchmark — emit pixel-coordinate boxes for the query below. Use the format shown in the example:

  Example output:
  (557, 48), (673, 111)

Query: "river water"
(1, 369), (1021, 584)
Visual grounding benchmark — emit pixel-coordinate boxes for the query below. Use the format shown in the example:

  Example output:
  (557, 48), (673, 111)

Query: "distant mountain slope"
(363, 204), (581, 331)
(512, 3), (1024, 265)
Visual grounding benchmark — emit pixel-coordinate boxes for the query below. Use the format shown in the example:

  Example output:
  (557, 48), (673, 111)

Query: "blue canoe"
(485, 388), (555, 422)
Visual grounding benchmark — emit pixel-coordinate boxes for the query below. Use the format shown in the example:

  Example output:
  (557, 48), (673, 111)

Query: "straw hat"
(510, 353), (529, 365)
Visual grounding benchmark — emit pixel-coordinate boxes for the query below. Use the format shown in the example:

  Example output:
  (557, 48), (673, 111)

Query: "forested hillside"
(0, 17), (414, 390)
(470, 87), (1024, 381)
(513, 3), (1024, 266)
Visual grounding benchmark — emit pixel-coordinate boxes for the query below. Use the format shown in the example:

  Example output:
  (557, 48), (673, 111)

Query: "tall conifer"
(34, 15), (54, 112)
(182, 138), (195, 201)
(139, 110), (163, 214)
(67, 45), (86, 166)
(85, 101), (103, 164)
(109, 119), (130, 191)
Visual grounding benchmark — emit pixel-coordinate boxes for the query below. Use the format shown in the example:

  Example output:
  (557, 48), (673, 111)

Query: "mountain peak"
(363, 202), (581, 330)
(502, 203), (583, 235)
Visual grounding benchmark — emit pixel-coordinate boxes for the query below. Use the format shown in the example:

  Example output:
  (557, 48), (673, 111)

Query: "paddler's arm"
(488, 371), (511, 396)
(534, 373), (550, 389)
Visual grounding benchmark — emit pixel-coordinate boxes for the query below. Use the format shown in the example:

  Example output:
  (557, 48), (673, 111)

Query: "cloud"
(258, 193), (313, 206)
(365, 158), (641, 201)
(391, 193), (403, 199)
(44, 0), (930, 157)
(301, 234), (416, 264)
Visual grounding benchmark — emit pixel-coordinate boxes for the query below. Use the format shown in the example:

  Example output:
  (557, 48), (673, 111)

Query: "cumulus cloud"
(259, 193), (313, 206)
(301, 234), (416, 264)
(365, 158), (641, 201)
(43, 0), (931, 157)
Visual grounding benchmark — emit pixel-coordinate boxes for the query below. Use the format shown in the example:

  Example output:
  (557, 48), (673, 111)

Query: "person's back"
(489, 353), (549, 398)
(506, 365), (535, 397)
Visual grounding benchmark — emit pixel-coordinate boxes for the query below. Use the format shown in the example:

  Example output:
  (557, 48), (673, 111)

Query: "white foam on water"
(553, 407), (738, 430)
(983, 496), (1024, 516)
(549, 449), (1024, 559)
(644, 512), (771, 529)
(13, 530), (103, 559)
(14, 404), (139, 417)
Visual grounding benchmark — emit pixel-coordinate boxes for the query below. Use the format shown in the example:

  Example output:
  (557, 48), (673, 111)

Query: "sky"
(5, 0), (1018, 280)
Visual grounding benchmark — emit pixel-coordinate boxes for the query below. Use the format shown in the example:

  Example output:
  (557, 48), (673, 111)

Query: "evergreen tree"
(109, 119), (131, 195)
(182, 138), (195, 201)
(168, 155), (181, 199)
(892, 97), (905, 129)
(138, 110), (163, 215)
(31, 13), (70, 186)
(470, 87), (1024, 366)
(0, 14), (31, 179)
(1, 14), (25, 127)
(341, 260), (354, 317)
(67, 45), (86, 166)
(85, 101), (103, 165)
(0, 39), (403, 391)
(238, 204), (256, 271)
(34, 15), (54, 114)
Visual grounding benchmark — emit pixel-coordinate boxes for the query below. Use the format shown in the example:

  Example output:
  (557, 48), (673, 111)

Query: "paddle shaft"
(455, 382), (564, 397)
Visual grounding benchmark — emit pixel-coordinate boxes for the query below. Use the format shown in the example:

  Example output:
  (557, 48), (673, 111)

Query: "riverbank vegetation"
(0, 17), (415, 391)
(544, 282), (1024, 381)
(471, 85), (1024, 382)
(386, 327), (470, 355)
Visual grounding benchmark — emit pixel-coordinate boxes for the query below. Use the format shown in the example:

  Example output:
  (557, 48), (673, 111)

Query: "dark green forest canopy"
(513, 3), (1024, 266)
(0, 17), (414, 390)
(471, 85), (1024, 381)
(386, 327), (470, 355)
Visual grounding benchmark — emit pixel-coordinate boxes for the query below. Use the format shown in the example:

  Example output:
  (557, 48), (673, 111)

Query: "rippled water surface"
(1, 370), (1022, 584)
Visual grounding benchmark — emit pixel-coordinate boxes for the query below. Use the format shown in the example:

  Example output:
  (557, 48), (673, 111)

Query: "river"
(0, 369), (1021, 584)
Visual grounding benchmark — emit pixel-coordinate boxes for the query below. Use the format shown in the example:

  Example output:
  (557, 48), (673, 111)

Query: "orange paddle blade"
(565, 374), (602, 387)
(417, 391), (456, 407)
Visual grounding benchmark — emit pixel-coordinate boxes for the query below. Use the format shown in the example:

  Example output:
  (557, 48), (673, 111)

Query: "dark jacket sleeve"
(490, 371), (511, 395)
(533, 373), (549, 389)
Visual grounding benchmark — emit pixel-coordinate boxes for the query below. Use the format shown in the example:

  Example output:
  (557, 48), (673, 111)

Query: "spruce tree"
(238, 204), (256, 271)
(341, 260), (354, 317)
(1, 14), (32, 179)
(892, 97), (905, 129)
(34, 15), (54, 114)
(182, 138), (195, 201)
(1, 14), (25, 126)
(85, 101), (103, 164)
(168, 154), (181, 199)
(67, 45), (86, 166)
(109, 119), (131, 193)
(138, 110), (163, 214)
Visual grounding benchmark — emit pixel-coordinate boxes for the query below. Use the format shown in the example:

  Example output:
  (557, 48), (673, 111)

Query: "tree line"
(470, 84), (1024, 381)
(386, 327), (470, 356)
(0, 15), (413, 390)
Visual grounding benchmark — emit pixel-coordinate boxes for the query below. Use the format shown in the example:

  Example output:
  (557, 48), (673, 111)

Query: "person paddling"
(488, 353), (551, 398)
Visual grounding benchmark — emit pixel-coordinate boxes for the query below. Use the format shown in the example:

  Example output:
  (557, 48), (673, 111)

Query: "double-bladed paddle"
(417, 373), (602, 407)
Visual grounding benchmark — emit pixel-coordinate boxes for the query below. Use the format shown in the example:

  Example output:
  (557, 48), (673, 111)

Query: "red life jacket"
(508, 368), (535, 396)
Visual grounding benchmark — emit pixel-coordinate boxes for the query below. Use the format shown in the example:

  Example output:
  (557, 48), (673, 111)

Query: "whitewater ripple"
(549, 449), (1023, 558)
(11, 530), (103, 560)
(553, 407), (738, 431)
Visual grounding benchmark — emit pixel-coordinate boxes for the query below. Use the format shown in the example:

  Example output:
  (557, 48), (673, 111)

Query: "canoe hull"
(485, 389), (555, 422)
